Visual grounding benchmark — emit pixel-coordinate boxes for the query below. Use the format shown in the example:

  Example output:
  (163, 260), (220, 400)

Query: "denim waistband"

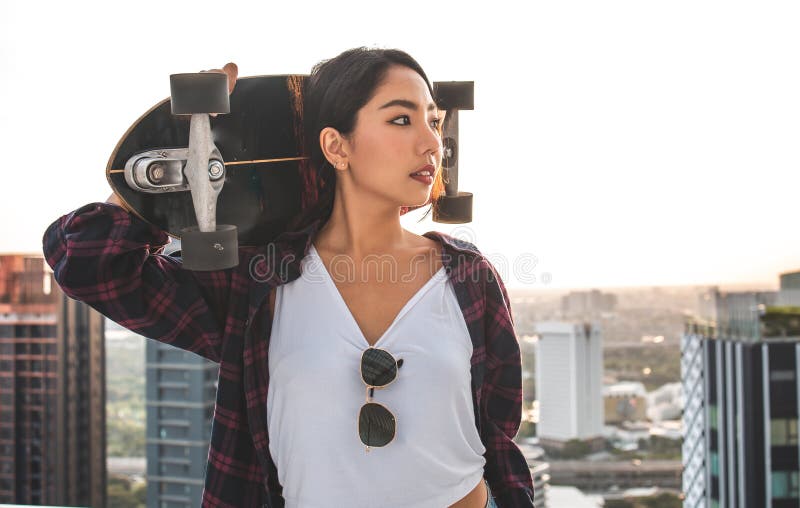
(484, 479), (498, 508)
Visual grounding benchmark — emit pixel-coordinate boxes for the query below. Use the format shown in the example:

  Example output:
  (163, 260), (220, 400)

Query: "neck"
(313, 184), (410, 259)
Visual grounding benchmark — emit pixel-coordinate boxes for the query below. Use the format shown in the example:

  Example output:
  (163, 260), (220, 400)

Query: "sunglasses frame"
(358, 347), (403, 451)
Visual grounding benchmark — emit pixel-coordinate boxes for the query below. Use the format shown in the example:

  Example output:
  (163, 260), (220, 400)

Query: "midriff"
(449, 478), (488, 508)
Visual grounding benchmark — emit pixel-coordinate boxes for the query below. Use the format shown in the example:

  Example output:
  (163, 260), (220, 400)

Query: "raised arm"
(42, 201), (235, 362)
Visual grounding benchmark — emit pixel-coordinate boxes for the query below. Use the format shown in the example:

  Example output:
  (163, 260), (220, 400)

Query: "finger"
(222, 62), (238, 94)
(201, 63), (238, 94)
(201, 63), (238, 117)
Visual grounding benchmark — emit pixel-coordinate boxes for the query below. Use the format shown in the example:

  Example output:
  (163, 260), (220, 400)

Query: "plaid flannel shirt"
(42, 202), (534, 507)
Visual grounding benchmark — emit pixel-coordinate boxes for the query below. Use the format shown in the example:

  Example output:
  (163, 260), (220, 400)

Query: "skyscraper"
(682, 279), (800, 507)
(535, 321), (604, 448)
(696, 286), (779, 334)
(145, 340), (218, 507)
(55, 281), (106, 506)
(0, 254), (105, 506)
(133, 239), (220, 507)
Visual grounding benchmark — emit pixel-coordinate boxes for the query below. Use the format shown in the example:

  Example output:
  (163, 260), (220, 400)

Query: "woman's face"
(341, 65), (443, 209)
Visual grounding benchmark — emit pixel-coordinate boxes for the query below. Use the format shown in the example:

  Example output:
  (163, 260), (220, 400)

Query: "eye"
(390, 115), (442, 131)
(390, 115), (411, 126)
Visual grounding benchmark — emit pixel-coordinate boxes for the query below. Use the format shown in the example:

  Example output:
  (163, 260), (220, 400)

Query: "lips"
(409, 164), (435, 177)
(410, 163), (435, 186)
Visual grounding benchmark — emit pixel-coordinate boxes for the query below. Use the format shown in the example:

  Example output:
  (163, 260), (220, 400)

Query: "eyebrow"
(378, 99), (438, 112)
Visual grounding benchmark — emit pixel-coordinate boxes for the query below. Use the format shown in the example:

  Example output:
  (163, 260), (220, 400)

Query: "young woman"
(43, 48), (534, 507)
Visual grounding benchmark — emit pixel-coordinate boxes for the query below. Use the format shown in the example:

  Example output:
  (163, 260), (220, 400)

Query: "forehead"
(367, 65), (434, 106)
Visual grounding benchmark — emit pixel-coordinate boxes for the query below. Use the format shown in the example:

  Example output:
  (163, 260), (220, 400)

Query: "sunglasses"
(359, 347), (404, 452)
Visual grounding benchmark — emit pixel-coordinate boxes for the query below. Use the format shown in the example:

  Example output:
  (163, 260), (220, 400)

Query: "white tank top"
(267, 244), (486, 508)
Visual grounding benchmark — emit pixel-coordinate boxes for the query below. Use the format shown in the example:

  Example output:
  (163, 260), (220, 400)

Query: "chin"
(404, 196), (431, 209)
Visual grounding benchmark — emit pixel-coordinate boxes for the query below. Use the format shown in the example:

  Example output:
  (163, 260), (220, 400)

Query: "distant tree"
(640, 492), (682, 508)
(604, 500), (635, 508)
(107, 483), (138, 508)
(637, 436), (682, 460)
(106, 415), (145, 457)
(560, 439), (591, 459)
(517, 421), (536, 438)
(107, 474), (131, 489)
(522, 375), (536, 403)
(132, 482), (147, 505)
(107, 474), (146, 508)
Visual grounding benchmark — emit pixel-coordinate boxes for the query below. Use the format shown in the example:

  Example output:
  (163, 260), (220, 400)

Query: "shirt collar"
(248, 217), (484, 309)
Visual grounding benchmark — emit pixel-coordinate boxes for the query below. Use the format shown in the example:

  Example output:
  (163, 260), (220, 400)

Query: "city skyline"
(7, 246), (793, 294)
(2, 1), (799, 290)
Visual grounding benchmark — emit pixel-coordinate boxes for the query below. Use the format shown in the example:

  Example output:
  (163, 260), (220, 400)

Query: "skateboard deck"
(107, 74), (310, 247)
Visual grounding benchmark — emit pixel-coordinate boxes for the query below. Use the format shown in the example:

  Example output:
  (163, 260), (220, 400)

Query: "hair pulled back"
(288, 47), (444, 232)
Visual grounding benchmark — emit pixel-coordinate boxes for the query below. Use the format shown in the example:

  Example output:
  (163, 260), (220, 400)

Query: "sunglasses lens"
(359, 402), (395, 447)
(361, 348), (397, 387)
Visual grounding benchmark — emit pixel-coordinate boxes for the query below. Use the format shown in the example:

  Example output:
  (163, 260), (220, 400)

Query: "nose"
(418, 122), (443, 161)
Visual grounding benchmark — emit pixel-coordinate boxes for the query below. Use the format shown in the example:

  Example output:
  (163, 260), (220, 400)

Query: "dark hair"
(288, 47), (445, 232)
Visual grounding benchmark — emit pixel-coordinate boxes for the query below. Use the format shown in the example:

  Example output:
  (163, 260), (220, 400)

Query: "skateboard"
(106, 73), (474, 270)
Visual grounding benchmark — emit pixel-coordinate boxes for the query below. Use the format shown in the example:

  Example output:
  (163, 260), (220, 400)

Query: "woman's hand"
(204, 63), (238, 117)
(205, 62), (239, 95)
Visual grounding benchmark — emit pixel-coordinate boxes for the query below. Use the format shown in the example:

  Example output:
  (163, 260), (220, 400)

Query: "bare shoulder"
(404, 232), (443, 273)
(404, 231), (440, 253)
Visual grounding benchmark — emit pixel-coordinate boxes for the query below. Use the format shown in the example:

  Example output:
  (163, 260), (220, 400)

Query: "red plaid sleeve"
(42, 202), (233, 362)
(481, 260), (535, 506)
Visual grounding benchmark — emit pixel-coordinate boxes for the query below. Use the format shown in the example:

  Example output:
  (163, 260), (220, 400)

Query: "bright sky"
(1, 1), (798, 290)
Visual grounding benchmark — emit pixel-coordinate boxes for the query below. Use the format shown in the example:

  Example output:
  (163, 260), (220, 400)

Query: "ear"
(319, 127), (351, 168)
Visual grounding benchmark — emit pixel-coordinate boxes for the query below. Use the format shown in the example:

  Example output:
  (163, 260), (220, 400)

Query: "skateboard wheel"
(179, 225), (238, 271)
(433, 191), (473, 224)
(170, 73), (230, 115)
(433, 82), (474, 111)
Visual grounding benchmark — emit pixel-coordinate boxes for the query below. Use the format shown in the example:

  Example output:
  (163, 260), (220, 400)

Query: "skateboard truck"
(432, 81), (474, 224)
(123, 72), (238, 271)
(124, 147), (224, 193)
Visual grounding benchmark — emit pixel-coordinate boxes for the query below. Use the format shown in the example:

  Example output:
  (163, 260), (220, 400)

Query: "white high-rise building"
(535, 321), (604, 443)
